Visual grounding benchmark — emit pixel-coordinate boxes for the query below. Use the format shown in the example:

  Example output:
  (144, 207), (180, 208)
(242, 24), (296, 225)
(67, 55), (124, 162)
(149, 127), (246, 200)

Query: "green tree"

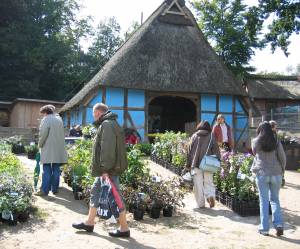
(88, 17), (123, 73)
(258, 0), (300, 56)
(191, 0), (263, 76)
(0, 0), (92, 101)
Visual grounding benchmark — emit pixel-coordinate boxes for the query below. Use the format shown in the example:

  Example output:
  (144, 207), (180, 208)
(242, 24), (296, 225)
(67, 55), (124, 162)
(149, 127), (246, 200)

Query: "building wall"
(63, 87), (248, 147)
(0, 110), (9, 127)
(10, 101), (64, 128)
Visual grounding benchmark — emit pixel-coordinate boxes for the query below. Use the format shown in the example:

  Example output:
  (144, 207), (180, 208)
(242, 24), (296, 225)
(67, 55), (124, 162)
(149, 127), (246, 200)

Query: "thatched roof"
(246, 76), (300, 100)
(61, 0), (245, 112)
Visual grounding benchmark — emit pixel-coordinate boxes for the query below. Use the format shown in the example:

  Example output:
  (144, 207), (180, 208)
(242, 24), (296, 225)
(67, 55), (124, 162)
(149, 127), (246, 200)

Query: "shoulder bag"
(199, 134), (220, 173)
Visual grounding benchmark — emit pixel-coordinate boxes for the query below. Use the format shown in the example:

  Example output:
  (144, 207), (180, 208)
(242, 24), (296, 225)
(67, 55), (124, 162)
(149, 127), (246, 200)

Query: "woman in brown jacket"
(186, 121), (221, 208)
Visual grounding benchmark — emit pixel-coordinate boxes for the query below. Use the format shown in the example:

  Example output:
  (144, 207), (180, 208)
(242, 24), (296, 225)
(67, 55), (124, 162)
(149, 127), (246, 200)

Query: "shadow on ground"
(0, 207), (47, 240)
(75, 230), (157, 249)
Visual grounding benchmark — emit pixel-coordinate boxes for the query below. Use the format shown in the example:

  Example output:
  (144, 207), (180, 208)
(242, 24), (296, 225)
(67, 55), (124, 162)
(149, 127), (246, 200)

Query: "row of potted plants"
(151, 131), (188, 175)
(63, 137), (186, 220)
(0, 147), (34, 225)
(150, 132), (262, 217)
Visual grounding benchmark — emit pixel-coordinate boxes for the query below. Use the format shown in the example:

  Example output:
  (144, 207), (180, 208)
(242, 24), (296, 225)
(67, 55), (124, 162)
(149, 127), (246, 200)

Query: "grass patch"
(32, 206), (49, 220)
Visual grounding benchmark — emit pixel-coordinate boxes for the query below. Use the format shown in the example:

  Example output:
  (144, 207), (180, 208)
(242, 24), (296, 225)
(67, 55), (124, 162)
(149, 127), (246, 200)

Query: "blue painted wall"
(89, 89), (102, 107)
(201, 94), (216, 112)
(219, 95), (233, 112)
(128, 110), (145, 140)
(200, 94), (248, 144)
(106, 88), (124, 107)
(128, 89), (145, 108)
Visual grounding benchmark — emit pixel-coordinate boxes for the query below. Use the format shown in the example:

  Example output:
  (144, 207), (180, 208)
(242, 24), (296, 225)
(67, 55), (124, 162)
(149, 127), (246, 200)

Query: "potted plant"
(132, 192), (147, 221)
(161, 178), (185, 217)
(26, 143), (39, 159)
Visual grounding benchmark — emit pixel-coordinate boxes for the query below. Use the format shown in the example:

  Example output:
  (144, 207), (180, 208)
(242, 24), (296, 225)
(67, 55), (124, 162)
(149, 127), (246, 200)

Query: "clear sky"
(80, 0), (300, 74)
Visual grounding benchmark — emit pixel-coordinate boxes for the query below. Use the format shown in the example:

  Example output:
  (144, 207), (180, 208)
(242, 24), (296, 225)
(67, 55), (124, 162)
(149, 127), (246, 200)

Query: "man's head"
(217, 114), (225, 125)
(40, 105), (55, 117)
(93, 103), (108, 121)
(269, 120), (277, 132)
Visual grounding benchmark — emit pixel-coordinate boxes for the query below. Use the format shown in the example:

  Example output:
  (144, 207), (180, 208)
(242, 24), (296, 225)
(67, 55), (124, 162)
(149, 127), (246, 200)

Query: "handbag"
(199, 134), (220, 173)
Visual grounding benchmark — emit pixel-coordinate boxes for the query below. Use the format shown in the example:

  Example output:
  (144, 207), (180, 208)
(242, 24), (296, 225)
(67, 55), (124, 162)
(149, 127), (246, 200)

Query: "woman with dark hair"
(251, 121), (286, 236)
(186, 121), (220, 208)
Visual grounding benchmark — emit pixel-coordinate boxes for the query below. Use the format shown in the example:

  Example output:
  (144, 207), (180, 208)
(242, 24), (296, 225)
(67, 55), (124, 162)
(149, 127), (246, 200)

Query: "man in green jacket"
(72, 103), (130, 238)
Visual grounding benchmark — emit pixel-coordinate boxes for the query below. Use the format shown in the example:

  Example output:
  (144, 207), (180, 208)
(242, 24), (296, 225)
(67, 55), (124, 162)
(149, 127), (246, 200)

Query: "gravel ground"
(0, 157), (299, 249)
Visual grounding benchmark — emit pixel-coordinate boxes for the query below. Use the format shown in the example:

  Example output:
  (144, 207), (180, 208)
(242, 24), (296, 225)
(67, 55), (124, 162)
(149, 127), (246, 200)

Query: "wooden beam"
(102, 87), (106, 104)
(124, 89), (128, 129)
(144, 92), (149, 142)
(82, 107), (87, 126)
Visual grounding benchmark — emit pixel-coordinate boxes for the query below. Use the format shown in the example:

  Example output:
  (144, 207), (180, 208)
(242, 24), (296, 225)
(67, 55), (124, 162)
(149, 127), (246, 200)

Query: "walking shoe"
(72, 222), (94, 233)
(258, 230), (269, 236)
(207, 197), (215, 208)
(108, 229), (130, 238)
(34, 191), (47, 196)
(275, 226), (284, 237)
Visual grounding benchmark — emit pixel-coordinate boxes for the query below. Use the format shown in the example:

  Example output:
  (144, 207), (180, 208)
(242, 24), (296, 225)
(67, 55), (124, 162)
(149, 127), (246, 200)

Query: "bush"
(0, 152), (22, 176)
(120, 147), (150, 188)
(152, 131), (188, 168)
(135, 143), (152, 156)
(214, 153), (258, 202)
(0, 173), (33, 218)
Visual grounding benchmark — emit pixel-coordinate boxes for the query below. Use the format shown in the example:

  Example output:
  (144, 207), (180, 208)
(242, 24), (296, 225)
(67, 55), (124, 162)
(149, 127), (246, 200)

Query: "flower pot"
(74, 191), (83, 200)
(7, 213), (18, 226)
(133, 209), (144, 220)
(18, 211), (30, 222)
(150, 207), (161, 219)
(128, 203), (135, 213)
(163, 206), (173, 217)
(27, 152), (36, 159)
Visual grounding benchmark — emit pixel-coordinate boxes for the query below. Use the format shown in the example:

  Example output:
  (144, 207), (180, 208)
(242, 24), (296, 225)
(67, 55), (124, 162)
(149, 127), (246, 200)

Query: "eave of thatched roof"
(60, 0), (245, 112)
(246, 77), (300, 100)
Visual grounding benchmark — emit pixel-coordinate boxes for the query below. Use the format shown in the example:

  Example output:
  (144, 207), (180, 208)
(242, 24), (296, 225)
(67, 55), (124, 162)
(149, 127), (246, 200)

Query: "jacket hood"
(93, 111), (118, 127)
(195, 130), (210, 136)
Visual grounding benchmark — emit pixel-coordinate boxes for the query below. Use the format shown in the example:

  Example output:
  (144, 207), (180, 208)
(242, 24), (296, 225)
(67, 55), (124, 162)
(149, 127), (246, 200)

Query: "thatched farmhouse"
(60, 0), (250, 145)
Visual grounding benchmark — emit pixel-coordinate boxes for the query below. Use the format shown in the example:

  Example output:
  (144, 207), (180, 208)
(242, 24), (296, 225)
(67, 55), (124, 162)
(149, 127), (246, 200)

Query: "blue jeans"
(41, 163), (61, 194)
(256, 175), (283, 232)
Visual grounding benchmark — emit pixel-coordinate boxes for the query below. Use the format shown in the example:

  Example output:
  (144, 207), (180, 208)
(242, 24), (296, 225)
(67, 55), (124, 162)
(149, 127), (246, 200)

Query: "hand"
(281, 177), (285, 187)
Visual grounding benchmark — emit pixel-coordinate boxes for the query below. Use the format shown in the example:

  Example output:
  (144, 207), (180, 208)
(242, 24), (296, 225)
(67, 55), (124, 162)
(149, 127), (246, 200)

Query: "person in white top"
(212, 114), (233, 151)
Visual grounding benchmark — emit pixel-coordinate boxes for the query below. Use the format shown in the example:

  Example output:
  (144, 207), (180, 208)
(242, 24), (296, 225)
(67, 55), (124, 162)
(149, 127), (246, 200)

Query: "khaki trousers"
(193, 168), (215, 208)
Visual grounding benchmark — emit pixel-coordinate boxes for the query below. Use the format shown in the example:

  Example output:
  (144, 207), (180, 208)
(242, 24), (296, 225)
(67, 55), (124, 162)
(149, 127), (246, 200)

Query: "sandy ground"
(0, 157), (299, 249)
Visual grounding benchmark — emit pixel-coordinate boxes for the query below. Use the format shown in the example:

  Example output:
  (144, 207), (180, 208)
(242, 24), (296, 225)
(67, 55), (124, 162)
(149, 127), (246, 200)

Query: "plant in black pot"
(26, 143), (39, 159)
(161, 178), (185, 217)
(132, 192), (147, 221)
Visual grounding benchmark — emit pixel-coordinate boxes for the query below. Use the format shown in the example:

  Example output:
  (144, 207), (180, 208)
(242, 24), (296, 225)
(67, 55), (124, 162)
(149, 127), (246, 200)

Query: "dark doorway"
(148, 96), (197, 133)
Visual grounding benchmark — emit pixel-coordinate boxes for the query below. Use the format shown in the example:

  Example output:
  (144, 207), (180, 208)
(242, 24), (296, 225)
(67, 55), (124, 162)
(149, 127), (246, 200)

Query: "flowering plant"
(214, 153), (258, 201)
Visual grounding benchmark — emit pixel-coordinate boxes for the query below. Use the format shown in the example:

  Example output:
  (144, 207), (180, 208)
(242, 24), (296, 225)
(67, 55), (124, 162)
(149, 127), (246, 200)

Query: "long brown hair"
(196, 120), (211, 132)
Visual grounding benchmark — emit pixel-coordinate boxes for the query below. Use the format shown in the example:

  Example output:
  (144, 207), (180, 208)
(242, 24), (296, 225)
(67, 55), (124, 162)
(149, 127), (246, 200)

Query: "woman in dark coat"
(186, 121), (220, 208)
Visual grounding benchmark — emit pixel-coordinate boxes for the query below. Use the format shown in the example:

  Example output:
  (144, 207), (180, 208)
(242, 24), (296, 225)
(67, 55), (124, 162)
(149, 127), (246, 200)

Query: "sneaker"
(108, 229), (130, 238)
(34, 191), (47, 196)
(275, 226), (284, 237)
(258, 230), (269, 236)
(207, 197), (215, 208)
(72, 222), (94, 233)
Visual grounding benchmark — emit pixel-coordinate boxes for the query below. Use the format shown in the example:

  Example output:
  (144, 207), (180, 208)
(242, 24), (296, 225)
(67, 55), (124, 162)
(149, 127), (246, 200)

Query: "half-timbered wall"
(63, 88), (248, 145)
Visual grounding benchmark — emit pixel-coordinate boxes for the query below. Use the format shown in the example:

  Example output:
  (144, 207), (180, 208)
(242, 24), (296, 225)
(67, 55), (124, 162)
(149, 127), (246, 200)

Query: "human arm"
(276, 141), (286, 174)
(38, 118), (50, 148)
(99, 121), (117, 174)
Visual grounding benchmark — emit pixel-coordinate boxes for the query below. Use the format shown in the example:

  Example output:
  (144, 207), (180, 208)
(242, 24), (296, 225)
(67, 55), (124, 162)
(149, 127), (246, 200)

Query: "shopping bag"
(97, 178), (112, 220)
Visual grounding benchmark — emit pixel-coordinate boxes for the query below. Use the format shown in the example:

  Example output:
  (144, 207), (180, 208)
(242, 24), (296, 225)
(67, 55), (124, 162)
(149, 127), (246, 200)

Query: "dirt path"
(0, 157), (299, 249)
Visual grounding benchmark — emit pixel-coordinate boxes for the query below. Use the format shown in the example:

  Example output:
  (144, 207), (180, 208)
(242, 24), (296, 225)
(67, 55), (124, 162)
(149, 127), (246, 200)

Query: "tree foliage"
(0, 0), (125, 101)
(191, 0), (263, 76)
(88, 17), (123, 74)
(258, 0), (300, 56)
